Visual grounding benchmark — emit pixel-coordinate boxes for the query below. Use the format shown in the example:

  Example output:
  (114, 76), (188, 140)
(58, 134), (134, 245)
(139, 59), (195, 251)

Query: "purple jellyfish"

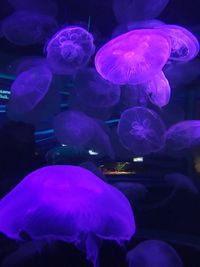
(165, 120), (200, 153)
(113, 0), (169, 24)
(126, 240), (184, 267)
(117, 107), (166, 155)
(0, 165), (136, 266)
(144, 71), (171, 108)
(95, 29), (171, 85)
(53, 111), (114, 158)
(157, 25), (199, 62)
(2, 11), (58, 46)
(7, 66), (52, 114)
(46, 26), (95, 75)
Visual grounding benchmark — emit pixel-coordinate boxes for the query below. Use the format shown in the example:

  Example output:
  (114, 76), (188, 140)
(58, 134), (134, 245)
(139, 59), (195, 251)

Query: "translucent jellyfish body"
(46, 26), (95, 75)
(2, 11), (58, 46)
(127, 240), (184, 267)
(74, 68), (121, 108)
(7, 66), (52, 114)
(0, 165), (136, 266)
(117, 107), (166, 155)
(157, 25), (199, 62)
(113, 0), (169, 24)
(95, 29), (171, 85)
(53, 111), (114, 158)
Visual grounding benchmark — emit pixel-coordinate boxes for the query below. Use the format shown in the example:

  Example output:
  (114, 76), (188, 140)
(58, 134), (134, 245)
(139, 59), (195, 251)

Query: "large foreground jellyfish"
(157, 25), (199, 62)
(113, 0), (169, 24)
(46, 26), (95, 75)
(95, 29), (171, 85)
(126, 240), (184, 267)
(74, 68), (120, 108)
(0, 165), (136, 266)
(54, 111), (114, 158)
(117, 107), (166, 155)
(165, 120), (200, 153)
(2, 11), (58, 46)
(7, 66), (52, 114)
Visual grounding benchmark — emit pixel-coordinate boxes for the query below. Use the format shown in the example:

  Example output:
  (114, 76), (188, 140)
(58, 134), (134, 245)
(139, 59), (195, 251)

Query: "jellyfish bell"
(2, 11), (58, 46)
(95, 29), (171, 85)
(157, 24), (199, 62)
(46, 26), (95, 75)
(0, 165), (136, 266)
(127, 240), (184, 267)
(117, 107), (166, 155)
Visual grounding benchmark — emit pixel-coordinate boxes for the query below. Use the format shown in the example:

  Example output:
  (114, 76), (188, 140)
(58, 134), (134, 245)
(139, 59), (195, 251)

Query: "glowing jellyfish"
(74, 68), (121, 108)
(117, 107), (166, 155)
(0, 165), (136, 266)
(144, 71), (171, 108)
(53, 111), (114, 158)
(165, 120), (200, 153)
(113, 0), (169, 24)
(127, 240), (184, 267)
(157, 25), (199, 62)
(2, 11), (58, 46)
(95, 29), (171, 85)
(46, 26), (95, 75)
(7, 66), (52, 114)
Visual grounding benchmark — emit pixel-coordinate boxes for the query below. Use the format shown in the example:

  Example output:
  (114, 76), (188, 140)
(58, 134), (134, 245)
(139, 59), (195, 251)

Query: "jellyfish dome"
(117, 107), (166, 155)
(95, 29), (171, 85)
(46, 26), (95, 75)
(0, 165), (136, 266)
(127, 240), (184, 267)
(2, 11), (58, 46)
(7, 66), (52, 114)
(157, 25), (199, 62)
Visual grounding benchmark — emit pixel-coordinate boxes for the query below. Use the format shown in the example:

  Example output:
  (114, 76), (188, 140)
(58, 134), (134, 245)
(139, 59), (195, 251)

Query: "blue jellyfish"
(2, 11), (58, 46)
(117, 107), (166, 155)
(95, 29), (171, 85)
(46, 26), (95, 75)
(127, 240), (184, 267)
(113, 0), (169, 24)
(157, 25), (199, 62)
(0, 165), (136, 267)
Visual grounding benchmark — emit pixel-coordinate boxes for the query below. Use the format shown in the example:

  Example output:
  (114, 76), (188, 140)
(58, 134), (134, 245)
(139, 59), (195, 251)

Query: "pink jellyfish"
(127, 240), (184, 267)
(0, 165), (136, 266)
(95, 29), (171, 85)
(46, 26), (95, 75)
(2, 11), (58, 46)
(157, 25), (199, 62)
(117, 107), (166, 155)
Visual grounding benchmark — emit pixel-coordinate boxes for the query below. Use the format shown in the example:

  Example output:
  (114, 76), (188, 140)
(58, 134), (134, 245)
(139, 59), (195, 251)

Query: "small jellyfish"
(46, 26), (95, 75)
(95, 29), (171, 85)
(0, 165), (136, 266)
(113, 0), (169, 24)
(157, 25), (199, 62)
(144, 71), (171, 108)
(2, 11), (58, 46)
(74, 68), (121, 108)
(117, 107), (166, 155)
(127, 240), (184, 267)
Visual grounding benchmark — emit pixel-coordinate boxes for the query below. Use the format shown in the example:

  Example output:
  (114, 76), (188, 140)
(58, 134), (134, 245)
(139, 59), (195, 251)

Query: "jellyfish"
(2, 11), (58, 46)
(165, 120), (200, 153)
(74, 68), (121, 108)
(144, 71), (171, 108)
(0, 165), (136, 266)
(117, 107), (166, 155)
(127, 240), (184, 267)
(157, 25), (199, 62)
(53, 111), (114, 158)
(95, 29), (171, 85)
(46, 26), (95, 75)
(113, 0), (169, 24)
